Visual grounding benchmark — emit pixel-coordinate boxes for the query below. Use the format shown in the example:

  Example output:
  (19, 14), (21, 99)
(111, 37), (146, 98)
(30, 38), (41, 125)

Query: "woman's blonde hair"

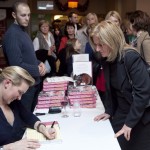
(86, 13), (99, 34)
(90, 20), (126, 62)
(0, 66), (35, 86)
(105, 11), (122, 25)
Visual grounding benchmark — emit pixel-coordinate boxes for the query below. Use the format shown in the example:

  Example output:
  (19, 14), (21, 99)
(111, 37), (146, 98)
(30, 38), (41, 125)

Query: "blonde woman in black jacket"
(91, 20), (150, 150)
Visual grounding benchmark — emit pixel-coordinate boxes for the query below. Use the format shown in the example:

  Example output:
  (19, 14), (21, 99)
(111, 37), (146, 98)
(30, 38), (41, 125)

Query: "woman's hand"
(48, 45), (56, 56)
(3, 138), (40, 150)
(43, 127), (56, 140)
(38, 123), (56, 140)
(38, 62), (46, 76)
(115, 124), (132, 141)
(94, 113), (110, 121)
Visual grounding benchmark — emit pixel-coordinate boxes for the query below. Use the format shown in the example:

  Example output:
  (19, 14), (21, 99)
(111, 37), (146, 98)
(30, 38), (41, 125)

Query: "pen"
(51, 121), (55, 128)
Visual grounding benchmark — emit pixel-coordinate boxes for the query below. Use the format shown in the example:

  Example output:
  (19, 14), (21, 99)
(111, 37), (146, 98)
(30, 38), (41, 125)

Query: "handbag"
(123, 49), (150, 107)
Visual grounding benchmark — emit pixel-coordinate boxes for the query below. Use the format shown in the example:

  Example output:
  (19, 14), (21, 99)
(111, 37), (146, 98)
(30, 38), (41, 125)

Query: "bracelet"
(37, 123), (46, 132)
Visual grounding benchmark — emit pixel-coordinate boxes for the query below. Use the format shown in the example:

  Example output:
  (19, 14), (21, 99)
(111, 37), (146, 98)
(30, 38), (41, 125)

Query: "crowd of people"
(1, 0), (150, 150)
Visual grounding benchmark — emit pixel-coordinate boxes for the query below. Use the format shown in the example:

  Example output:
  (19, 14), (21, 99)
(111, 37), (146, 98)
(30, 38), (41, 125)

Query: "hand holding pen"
(51, 121), (55, 128)
(42, 121), (56, 140)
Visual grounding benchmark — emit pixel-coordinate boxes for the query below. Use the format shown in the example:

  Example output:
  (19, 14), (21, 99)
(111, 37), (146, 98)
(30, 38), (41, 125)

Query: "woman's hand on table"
(38, 123), (56, 140)
(42, 127), (56, 140)
(94, 113), (110, 121)
(3, 138), (40, 150)
(115, 124), (132, 141)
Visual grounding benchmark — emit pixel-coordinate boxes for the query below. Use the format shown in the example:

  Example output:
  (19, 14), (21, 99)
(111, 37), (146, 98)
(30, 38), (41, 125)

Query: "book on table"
(72, 54), (92, 85)
(73, 61), (93, 85)
(26, 121), (62, 143)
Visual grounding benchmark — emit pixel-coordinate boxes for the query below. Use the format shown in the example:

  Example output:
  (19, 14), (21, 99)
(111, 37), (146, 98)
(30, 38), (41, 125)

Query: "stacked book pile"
(67, 85), (97, 108)
(42, 80), (68, 92)
(36, 91), (65, 109)
(36, 76), (73, 109)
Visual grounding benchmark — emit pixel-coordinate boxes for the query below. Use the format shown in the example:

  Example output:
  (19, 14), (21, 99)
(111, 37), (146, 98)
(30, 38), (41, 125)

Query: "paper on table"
(73, 61), (92, 77)
(72, 54), (89, 62)
(26, 122), (62, 143)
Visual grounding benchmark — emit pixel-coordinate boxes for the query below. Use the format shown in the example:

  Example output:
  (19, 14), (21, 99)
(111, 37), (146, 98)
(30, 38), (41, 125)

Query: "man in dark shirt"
(3, 1), (46, 112)
(68, 12), (82, 36)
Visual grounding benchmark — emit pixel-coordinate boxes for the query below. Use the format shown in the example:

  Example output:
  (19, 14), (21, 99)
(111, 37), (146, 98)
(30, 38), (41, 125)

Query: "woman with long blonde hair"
(91, 20), (150, 150)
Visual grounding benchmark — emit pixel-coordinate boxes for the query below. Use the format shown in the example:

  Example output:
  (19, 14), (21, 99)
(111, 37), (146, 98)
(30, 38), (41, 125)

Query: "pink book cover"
(68, 94), (95, 99)
(36, 103), (61, 108)
(68, 85), (96, 92)
(70, 99), (96, 105)
(38, 91), (65, 97)
(43, 83), (68, 88)
(43, 87), (67, 91)
(69, 97), (96, 102)
(43, 81), (68, 85)
(38, 96), (65, 101)
(80, 103), (96, 108)
(68, 91), (96, 95)
(68, 85), (97, 95)
(38, 99), (63, 105)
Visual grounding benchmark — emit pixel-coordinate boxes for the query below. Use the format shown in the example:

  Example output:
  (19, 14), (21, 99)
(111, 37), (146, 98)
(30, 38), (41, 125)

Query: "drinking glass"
(61, 99), (68, 118)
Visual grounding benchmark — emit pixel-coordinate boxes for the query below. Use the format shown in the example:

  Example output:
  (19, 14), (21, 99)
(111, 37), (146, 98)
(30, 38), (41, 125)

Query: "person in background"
(83, 13), (106, 102)
(76, 16), (88, 53)
(86, 12), (99, 34)
(0, 66), (56, 150)
(33, 20), (57, 77)
(91, 20), (150, 150)
(2, 1), (46, 112)
(105, 10), (121, 26)
(58, 22), (75, 53)
(121, 19), (136, 45)
(76, 13), (99, 54)
(128, 10), (150, 65)
(66, 38), (81, 76)
(53, 26), (62, 55)
(68, 12), (81, 36)
(58, 38), (80, 76)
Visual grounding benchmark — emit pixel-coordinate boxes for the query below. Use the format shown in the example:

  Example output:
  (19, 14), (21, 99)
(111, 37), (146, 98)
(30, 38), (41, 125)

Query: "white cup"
(73, 100), (81, 117)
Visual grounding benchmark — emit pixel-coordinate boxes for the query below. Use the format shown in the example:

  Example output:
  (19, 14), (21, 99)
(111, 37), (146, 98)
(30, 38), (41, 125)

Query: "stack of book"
(36, 91), (65, 109)
(67, 85), (97, 108)
(36, 76), (74, 110)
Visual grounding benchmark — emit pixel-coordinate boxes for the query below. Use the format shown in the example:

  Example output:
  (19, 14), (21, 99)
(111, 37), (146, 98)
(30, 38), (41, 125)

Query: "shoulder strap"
(123, 49), (150, 108)
(123, 51), (133, 86)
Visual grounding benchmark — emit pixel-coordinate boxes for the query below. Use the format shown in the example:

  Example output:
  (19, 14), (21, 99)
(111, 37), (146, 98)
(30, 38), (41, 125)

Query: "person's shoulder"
(4, 24), (22, 37)
(138, 31), (150, 43)
(123, 49), (139, 58)
(123, 49), (141, 65)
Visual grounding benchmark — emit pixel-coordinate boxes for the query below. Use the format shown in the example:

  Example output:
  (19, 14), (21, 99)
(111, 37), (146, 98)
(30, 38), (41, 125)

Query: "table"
(37, 93), (121, 150)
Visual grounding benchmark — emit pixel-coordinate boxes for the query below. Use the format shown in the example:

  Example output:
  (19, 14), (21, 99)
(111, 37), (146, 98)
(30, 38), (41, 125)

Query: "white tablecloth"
(37, 92), (121, 150)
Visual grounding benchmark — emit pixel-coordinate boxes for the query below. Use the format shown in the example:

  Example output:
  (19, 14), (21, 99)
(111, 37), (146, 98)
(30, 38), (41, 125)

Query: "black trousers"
(111, 113), (150, 150)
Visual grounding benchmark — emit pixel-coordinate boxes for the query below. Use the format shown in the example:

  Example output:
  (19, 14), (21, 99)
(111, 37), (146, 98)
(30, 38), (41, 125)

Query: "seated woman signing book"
(0, 66), (56, 150)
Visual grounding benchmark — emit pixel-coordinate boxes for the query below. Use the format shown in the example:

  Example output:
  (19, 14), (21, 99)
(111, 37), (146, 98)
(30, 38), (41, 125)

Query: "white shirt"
(33, 33), (53, 73)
